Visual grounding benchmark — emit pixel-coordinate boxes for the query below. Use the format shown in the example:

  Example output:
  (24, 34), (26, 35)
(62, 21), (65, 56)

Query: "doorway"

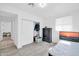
(33, 22), (42, 42)
(0, 11), (17, 50)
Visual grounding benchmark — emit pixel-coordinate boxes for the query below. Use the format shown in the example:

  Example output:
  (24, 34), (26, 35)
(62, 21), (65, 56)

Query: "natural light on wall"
(55, 16), (73, 31)
(56, 25), (72, 31)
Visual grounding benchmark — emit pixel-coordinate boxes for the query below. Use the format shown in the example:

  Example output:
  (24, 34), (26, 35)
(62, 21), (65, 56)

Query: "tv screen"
(59, 31), (79, 42)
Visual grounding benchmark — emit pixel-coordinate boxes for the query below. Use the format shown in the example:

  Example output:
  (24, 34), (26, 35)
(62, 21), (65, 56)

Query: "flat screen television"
(59, 31), (79, 42)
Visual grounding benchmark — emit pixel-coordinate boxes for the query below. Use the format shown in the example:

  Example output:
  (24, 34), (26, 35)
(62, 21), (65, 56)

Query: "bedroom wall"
(0, 4), (43, 48)
(54, 11), (79, 43)
(56, 16), (73, 31)
(72, 12), (79, 32)
(39, 14), (79, 43)
(42, 17), (57, 43)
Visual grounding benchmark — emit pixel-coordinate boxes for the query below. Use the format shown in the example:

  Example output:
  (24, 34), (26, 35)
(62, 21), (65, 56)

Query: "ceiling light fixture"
(28, 3), (35, 7)
(28, 3), (47, 8)
(38, 3), (47, 8)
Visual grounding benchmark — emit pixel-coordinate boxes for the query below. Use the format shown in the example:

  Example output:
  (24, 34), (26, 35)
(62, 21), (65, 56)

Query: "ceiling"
(0, 3), (79, 19)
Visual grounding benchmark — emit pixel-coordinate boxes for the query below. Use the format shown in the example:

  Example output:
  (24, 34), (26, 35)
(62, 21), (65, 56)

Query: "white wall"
(17, 11), (43, 48)
(54, 13), (79, 43)
(42, 17), (55, 28)
(0, 4), (43, 48)
(18, 18), (43, 48)
(56, 14), (79, 32)
(42, 17), (58, 43)
(56, 16), (73, 31)
(1, 21), (11, 33)
(72, 12), (79, 32)
(45, 12), (79, 43)
(53, 16), (73, 43)
(11, 16), (18, 46)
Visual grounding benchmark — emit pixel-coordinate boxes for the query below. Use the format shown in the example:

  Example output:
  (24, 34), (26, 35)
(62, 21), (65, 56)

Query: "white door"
(21, 19), (33, 46)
